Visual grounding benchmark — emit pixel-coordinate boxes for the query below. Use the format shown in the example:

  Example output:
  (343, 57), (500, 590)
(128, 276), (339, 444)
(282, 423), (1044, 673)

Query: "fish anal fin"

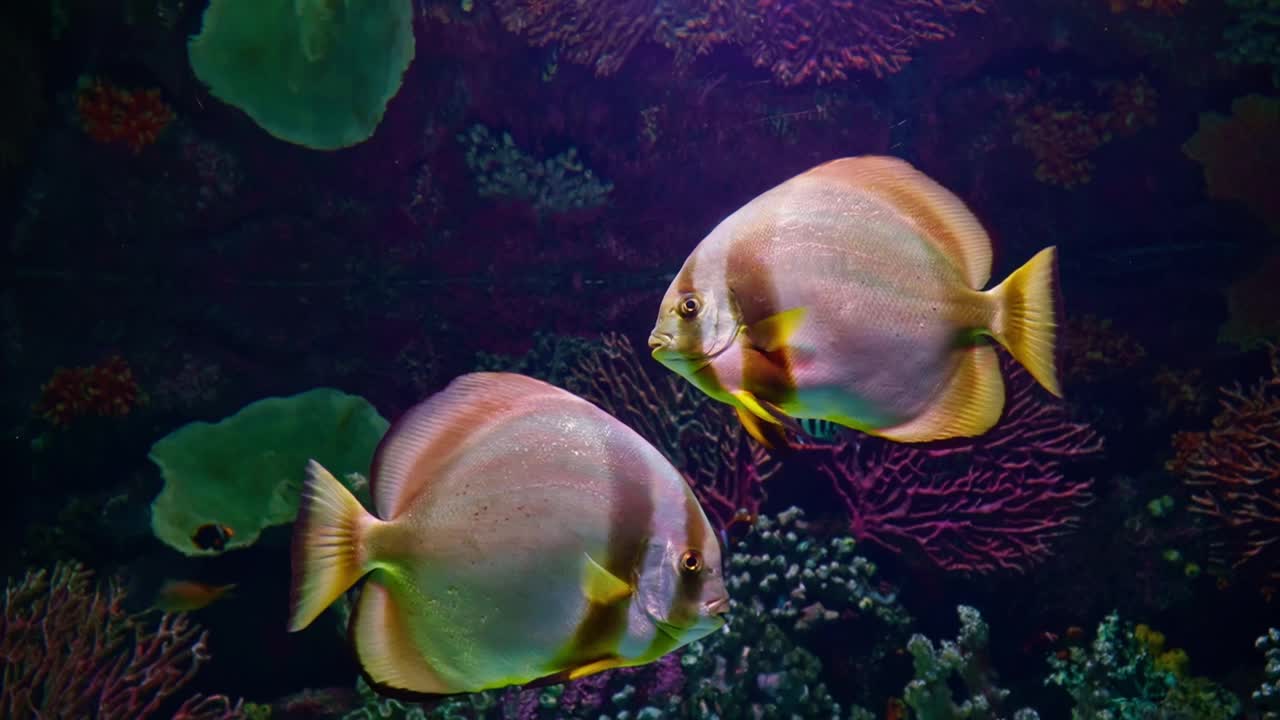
(804, 156), (993, 289)
(581, 553), (632, 605)
(568, 655), (629, 680)
(352, 579), (460, 696)
(876, 345), (1005, 443)
(748, 307), (808, 352)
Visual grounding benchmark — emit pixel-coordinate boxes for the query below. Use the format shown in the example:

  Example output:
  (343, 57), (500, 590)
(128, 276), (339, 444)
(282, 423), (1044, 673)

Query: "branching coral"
(1168, 345), (1280, 590)
(0, 562), (242, 719)
(568, 333), (775, 530)
(493, 0), (989, 85)
(820, 361), (1102, 574)
(1183, 94), (1280, 232)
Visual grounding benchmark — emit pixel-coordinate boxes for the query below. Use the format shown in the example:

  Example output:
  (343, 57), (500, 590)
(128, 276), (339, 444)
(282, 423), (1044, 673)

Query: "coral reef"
(820, 361), (1103, 574)
(1219, 251), (1280, 350)
(1183, 94), (1280, 233)
(1168, 345), (1280, 591)
(493, 0), (988, 85)
(458, 123), (614, 215)
(1221, 0), (1280, 87)
(76, 76), (175, 154)
(0, 562), (242, 719)
(1257, 628), (1280, 720)
(903, 605), (1039, 720)
(34, 354), (141, 428)
(567, 333), (775, 531)
(1045, 614), (1240, 719)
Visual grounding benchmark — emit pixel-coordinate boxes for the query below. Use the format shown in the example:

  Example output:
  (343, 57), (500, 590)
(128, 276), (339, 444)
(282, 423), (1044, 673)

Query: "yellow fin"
(987, 246), (1062, 397)
(732, 390), (783, 426)
(748, 307), (808, 352)
(876, 345), (1005, 443)
(288, 460), (375, 632)
(568, 655), (628, 680)
(735, 406), (788, 450)
(352, 579), (460, 695)
(581, 553), (632, 605)
(804, 157), (993, 288)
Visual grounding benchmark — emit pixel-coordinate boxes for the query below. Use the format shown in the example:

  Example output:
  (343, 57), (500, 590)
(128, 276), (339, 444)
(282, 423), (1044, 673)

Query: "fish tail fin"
(288, 459), (376, 632)
(988, 246), (1062, 397)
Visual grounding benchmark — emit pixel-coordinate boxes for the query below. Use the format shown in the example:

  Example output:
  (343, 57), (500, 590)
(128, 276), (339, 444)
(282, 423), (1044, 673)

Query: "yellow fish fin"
(748, 307), (808, 352)
(876, 345), (1005, 443)
(581, 553), (632, 605)
(735, 406), (789, 450)
(732, 390), (784, 426)
(804, 156), (993, 288)
(288, 460), (376, 633)
(567, 655), (628, 680)
(352, 580), (460, 695)
(987, 246), (1062, 397)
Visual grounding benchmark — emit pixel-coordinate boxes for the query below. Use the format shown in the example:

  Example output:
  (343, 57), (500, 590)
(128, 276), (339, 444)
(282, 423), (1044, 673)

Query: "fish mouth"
(647, 332), (672, 351)
(705, 597), (730, 616)
(647, 325), (743, 366)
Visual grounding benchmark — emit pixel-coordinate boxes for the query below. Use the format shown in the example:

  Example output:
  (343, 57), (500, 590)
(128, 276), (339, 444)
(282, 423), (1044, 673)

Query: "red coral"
(493, 0), (988, 84)
(1168, 346), (1280, 589)
(746, 0), (989, 85)
(1104, 73), (1158, 137)
(1014, 103), (1112, 188)
(35, 355), (140, 427)
(0, 563), (241, 719)
(76, 77), (175, 154)
(819, 360), (1103, 574)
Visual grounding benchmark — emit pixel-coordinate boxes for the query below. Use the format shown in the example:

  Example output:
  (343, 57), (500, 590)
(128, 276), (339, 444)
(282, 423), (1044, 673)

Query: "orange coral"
(1014, 103), (1112, 188)
(1220, 252), (1280, 350)
(1105, 74), (1158, 136)
(35, 355), (141, 428)
(1168, 346), (1280, 590)
(75, 77), (175, 154)
(1183, 94), (1280, 233)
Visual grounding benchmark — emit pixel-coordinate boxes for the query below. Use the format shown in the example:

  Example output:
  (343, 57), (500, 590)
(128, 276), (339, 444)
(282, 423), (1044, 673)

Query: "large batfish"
(288, 372), (728, 697)
(649, 156), (1061, 448)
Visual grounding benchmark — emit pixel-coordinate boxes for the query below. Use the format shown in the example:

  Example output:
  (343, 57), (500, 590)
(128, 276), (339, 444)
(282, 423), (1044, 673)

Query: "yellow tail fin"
(288, 459), (376, 632)
(988, 246), (1062, 397)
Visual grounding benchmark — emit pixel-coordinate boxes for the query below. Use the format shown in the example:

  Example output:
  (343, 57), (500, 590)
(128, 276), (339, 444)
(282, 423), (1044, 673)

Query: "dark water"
(2, 1), (1278, 719)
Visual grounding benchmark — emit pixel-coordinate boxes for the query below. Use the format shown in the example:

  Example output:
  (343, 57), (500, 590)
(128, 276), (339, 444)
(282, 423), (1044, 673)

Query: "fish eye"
(679, 549), (704, 574)
(677, 295), (701, 319)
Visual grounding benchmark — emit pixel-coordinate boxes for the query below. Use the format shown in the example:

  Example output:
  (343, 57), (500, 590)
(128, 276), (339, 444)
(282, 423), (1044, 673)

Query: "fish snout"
(705, 596), (730, 617)
(647, 332), (672, 351)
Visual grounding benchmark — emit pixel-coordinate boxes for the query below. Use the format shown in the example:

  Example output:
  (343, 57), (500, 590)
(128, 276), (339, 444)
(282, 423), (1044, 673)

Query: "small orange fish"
(191, 523), (234, 552)
(155, 580), (236, 612)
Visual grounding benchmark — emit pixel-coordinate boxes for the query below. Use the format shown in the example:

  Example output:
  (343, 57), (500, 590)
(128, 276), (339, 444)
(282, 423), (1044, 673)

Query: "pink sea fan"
(820, 360), (1102, 574)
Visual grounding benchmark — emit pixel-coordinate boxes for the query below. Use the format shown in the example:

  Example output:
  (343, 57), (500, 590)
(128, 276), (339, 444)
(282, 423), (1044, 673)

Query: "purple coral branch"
(820, 360), (1102, 574)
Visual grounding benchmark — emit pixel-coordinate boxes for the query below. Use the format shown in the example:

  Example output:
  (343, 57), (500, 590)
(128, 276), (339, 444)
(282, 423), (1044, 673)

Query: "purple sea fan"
(819, 360), (1103, 574)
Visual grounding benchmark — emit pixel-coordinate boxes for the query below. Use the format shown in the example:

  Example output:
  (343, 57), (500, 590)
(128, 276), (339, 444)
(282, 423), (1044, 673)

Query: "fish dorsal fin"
(581, 553), (633, 605)
(370, 372), (573, 519)
(876, 345), (1005, 443)
(747, 307), (808, 352)
(803, 156), (994, 289)
(352, 579), (460, 695)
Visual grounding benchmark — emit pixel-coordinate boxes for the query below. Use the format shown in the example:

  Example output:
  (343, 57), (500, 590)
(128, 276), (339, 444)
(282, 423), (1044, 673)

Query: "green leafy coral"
(1221, 0), (1280, 87)
(1045, 613), (1241, 719)
(458, 124), (614, 215)
(903, 606), (1040, 720)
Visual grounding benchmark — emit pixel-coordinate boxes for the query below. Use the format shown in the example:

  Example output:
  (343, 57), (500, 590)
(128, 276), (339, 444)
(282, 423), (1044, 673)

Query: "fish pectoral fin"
(735, 405), (789, 451)
(748, 307), (808, 352)
(876, 345), (1005, 443)
(581, 553), (632, 605)
(567, 655), (627, 680)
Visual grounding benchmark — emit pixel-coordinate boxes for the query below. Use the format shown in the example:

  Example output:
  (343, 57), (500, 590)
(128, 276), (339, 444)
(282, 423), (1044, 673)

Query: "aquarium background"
(2, 0), (1279, 718)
